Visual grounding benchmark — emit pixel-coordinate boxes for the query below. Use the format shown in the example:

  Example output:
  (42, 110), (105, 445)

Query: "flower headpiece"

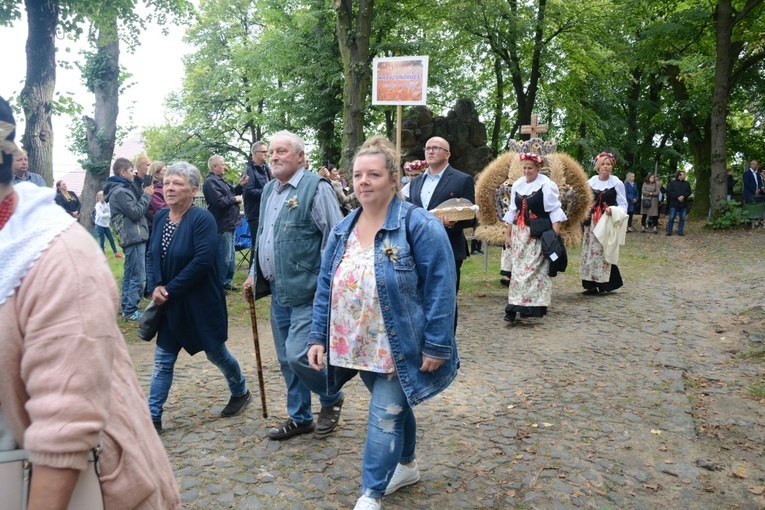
(594, 152), (616, 165)
(519, 153), (544, 164)
(507, 138), (556, 170)
(404, 160), (428, 173)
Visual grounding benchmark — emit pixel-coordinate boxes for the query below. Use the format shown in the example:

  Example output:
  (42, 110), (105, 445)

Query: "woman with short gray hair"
(146, 162), (251, 431)
(166, 161), (201, 189)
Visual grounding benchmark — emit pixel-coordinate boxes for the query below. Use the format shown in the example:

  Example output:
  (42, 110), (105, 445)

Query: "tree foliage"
(146, 0), (345, 175)
(4, 0), (764, 208)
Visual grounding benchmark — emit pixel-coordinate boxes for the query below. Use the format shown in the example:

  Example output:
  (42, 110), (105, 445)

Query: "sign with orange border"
(372, 56), (429, 105)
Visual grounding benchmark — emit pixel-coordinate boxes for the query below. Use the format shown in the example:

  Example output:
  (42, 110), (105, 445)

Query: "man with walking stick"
(243, 130), (345, 440)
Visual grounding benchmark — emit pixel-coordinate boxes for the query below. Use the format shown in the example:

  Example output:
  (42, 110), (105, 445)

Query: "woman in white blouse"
(580, 152), (628, 294)
(502, 153), (567, 322)
(94, 190), (122, 257)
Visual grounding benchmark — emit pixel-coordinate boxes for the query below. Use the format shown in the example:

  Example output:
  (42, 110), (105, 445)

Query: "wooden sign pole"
(396, 105), (403, 151)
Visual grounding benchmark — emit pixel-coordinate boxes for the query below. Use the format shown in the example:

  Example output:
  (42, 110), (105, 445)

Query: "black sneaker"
(221, 390), (252, 417)
(268, 419), (315, 440)
(153, 419), (162, 432)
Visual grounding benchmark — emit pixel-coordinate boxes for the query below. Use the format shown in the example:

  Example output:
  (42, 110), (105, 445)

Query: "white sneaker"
(353, 495), (381, 510)
(384, 460), (420, 495)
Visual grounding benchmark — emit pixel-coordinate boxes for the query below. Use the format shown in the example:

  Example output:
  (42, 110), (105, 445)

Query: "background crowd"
(3, 97), (763, 508)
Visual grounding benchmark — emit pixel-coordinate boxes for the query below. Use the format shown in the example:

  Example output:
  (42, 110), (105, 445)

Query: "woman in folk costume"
(502, 152), (567, 322)
(580, 152), (628, 294)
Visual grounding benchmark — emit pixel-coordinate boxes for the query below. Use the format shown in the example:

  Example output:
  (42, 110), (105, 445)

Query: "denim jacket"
(308, 196), (459, 407)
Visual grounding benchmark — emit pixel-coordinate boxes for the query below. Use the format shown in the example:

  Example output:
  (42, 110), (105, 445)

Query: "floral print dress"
(329, 228), (394, 374)
(580, 222), (610, 283)
(507, 222), (552, 308)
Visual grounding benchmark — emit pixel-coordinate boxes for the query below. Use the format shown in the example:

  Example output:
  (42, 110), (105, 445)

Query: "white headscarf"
(0, 182), (75, 305)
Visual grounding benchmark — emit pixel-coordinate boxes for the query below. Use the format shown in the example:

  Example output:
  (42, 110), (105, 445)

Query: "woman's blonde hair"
(148, 161), (166, 182)
(352, 135), (401, 196)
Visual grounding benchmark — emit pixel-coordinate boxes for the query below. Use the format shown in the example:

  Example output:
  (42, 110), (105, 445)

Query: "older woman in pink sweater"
(0, 96), (180, 509)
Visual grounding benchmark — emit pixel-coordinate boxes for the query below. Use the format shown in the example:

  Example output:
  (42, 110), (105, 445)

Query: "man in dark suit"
(743, 160), (762, 203)
(408, 136), (475, 330)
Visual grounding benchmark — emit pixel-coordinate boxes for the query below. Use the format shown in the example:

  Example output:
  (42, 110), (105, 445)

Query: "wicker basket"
(429, 198), (478, 222)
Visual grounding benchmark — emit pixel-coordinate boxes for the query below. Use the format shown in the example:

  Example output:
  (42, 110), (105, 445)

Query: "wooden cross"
(521, 114), (548, 138)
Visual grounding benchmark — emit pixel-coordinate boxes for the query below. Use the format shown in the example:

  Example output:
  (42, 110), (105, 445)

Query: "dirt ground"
(126, 220), (765, 509)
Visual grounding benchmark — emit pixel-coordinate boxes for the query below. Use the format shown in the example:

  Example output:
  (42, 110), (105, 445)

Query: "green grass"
(113, 249), (260, 344)
(749, 383), (765, 399)
(459, 247), (503, 294)
(737, 349), (765, 362)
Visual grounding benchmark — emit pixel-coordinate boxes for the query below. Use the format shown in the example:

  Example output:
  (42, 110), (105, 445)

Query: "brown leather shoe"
(268, 419), (315, 440)
(315, 397), (344, 437)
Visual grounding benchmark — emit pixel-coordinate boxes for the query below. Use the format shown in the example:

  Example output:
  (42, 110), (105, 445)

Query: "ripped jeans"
(359, 371), (416, 499)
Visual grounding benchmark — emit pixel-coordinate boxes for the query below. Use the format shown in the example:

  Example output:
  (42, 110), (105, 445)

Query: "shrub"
(707, 199), (746, 229)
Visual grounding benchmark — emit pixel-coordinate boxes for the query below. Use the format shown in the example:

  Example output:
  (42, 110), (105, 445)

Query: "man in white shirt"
(408, 136), (475, 331)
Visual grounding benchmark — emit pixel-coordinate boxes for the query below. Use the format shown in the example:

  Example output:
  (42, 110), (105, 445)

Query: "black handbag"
(642, 197), (652, 209)
(138, 301), (163, 341)
(529, 217), (553, 239)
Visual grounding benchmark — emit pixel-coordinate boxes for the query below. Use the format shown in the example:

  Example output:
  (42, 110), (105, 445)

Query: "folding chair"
(235, 221), (252, 270)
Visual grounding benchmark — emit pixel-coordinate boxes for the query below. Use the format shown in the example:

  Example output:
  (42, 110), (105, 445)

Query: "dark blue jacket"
(147, 206), (227, 356)
(242, 161), (271, 223)
(408, 164), (475, 261)
(743, 169), (763, 201)
(625, 181), (639, 213)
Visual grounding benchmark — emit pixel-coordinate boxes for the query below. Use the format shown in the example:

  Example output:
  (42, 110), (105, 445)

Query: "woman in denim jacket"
(307, 136), (458, 510)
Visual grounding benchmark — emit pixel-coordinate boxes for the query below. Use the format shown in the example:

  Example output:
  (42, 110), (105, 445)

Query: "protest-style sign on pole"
(372, 56), (429, 152)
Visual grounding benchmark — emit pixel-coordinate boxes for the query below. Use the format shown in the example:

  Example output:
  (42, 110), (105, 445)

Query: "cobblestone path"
(129, 226), (765, 509)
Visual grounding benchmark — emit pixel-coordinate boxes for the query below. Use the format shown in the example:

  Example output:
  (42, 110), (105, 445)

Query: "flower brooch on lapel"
(286, 195), (299, 210)
(382, 238), (400, 264)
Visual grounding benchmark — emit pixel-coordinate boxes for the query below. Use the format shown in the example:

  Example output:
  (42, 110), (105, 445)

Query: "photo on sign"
(372, 56), (429, 105)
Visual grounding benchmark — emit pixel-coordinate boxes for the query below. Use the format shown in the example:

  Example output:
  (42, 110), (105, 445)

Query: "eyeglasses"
(254, 150), (268, 154)
(424, 146), (447, 153)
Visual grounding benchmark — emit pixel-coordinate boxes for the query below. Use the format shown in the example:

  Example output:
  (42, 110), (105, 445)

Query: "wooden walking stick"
(245, 286), (268, 418)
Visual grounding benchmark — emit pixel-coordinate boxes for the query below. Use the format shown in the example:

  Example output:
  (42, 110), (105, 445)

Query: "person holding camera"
(242, 141), (272, 240)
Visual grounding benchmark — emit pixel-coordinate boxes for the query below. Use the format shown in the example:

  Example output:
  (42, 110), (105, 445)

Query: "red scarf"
(591, 191), (606, 225)
(0, 193), (15, 230)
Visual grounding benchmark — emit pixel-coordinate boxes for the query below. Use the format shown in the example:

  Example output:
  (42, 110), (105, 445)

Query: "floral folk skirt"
(506, 225), (552, 313)
(580, 222), (623, 292)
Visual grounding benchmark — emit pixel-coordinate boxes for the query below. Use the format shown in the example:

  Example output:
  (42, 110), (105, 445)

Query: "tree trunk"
(80, 18), (120, 232)
(687, 122), (712, 219)
(20, 0), (59, 186)
(709, 0), (735, 216)
(498, 0), (546, 140)
(666, 63), (712, 219)
(491, 57), (503, 156)
(335, 0), (373, 174)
